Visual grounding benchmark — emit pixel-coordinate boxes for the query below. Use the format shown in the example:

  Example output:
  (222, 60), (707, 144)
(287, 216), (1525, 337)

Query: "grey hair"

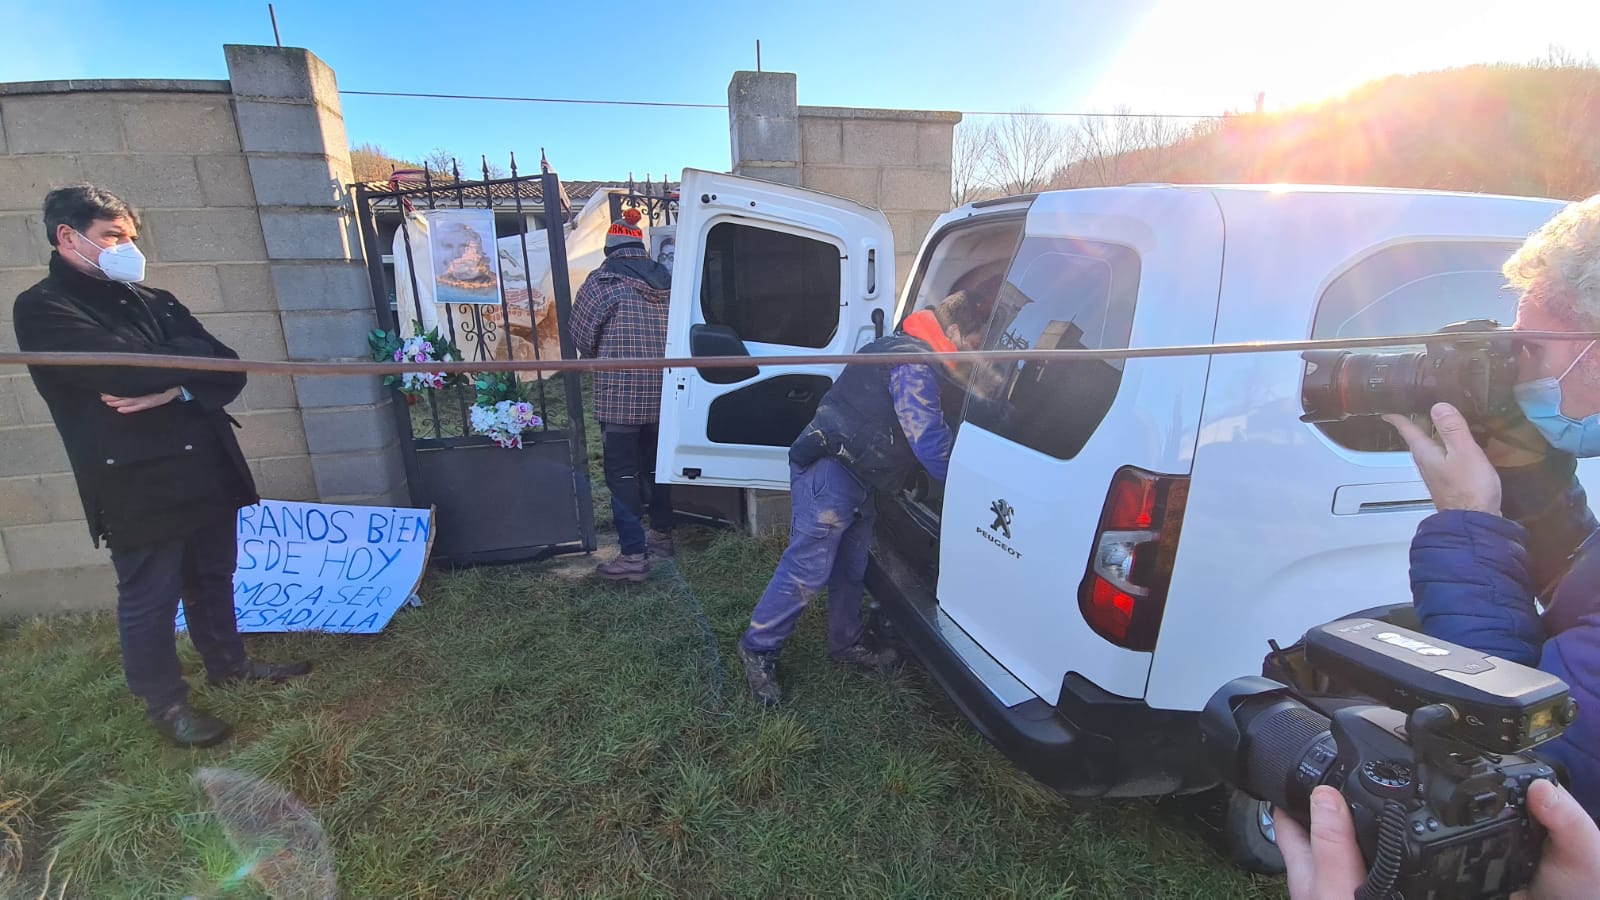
(1506, 194), (1600, 328)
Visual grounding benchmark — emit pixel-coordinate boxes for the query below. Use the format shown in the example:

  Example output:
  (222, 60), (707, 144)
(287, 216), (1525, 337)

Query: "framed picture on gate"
(425, 209), (501, 305)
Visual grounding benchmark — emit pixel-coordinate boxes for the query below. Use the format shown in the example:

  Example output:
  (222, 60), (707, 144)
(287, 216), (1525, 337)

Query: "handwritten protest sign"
(176, 500), (434, 635)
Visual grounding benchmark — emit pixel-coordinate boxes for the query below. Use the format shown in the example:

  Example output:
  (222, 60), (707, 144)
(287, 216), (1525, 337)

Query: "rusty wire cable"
(3, 330), (1599, 377)
(337, 89), (1227, 120)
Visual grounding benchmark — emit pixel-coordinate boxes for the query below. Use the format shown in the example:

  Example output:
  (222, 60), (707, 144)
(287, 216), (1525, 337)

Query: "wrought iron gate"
(354, 156), (595, 566)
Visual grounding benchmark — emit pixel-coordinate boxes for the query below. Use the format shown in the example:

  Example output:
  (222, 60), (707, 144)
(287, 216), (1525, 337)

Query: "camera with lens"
(1201, 618), (1578, 899)
(1301, 318), (1520, 437)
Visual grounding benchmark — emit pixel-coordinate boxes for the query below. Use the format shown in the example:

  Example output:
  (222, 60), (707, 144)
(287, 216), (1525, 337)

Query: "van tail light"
(1078, 467), (1190, 651)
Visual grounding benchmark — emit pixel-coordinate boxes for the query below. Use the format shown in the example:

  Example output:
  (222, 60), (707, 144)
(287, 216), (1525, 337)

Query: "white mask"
(70, 229), (146, 283)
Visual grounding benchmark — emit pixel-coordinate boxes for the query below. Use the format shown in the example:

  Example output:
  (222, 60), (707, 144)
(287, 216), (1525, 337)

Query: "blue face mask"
(1514, 340), (1600, 456)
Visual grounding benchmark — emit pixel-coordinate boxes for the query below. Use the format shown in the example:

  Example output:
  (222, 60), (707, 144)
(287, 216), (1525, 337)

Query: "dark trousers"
(603, 422), (673, 556)
(108, 509), (246, 713)
(741, 458), (876, 655)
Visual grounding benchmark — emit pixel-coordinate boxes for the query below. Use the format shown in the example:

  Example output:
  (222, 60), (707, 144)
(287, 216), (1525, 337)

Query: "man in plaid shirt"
(572, 214), (675, 581)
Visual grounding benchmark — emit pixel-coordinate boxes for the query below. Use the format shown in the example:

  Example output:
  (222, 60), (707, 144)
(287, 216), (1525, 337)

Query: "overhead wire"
(338, 89), (1227, 119)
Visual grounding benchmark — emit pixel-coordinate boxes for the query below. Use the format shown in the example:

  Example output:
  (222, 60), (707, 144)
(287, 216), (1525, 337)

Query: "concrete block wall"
(0, 78), (306, 611)
(727, 71), (959, 297)
(0, 46), (402, 617)
(798, 106), (960, 296)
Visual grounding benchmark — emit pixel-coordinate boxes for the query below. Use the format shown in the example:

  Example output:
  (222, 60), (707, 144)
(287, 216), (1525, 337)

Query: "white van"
(654, 170), (1583, 864)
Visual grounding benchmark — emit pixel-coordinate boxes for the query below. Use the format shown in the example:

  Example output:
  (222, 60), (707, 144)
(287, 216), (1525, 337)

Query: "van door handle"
(1332, 482), (1434, 515)
(786, 389), (814, 403)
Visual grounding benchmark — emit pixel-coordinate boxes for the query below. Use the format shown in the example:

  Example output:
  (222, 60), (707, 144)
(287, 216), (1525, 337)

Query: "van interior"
(895, 215), (1027, 523)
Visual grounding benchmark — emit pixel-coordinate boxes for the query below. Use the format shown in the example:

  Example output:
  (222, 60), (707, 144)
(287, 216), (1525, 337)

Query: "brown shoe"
(647, 529), (675, 558)
(595, 553), (650, 583)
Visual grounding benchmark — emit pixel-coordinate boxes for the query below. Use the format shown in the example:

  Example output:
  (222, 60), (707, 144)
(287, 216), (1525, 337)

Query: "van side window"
(701, 222), (840, 348)
(964, 237), (1142, 460)
(1310, 241), (1521, 452)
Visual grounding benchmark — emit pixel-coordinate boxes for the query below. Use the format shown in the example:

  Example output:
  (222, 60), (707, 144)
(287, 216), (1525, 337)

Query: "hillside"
(1052, 60), (1600, 200)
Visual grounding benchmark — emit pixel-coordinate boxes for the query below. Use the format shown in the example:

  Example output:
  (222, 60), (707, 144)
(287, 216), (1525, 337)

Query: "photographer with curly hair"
(1385, 194), (1600, 820)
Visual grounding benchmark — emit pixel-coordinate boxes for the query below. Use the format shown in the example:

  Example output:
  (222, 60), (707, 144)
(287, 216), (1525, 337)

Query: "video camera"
(1300, 318), (1521, 440)
(1201, 618), (1577, 899)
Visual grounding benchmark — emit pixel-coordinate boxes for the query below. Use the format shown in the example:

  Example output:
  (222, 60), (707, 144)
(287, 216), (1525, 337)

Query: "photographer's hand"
(1385, 403), (1503, 515)
(1275, 786), (1367, 900)
(1513, 779), (1600, 900)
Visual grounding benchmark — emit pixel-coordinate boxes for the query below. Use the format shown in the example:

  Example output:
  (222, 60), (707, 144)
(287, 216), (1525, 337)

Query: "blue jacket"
(1410, 452), (1600, 817)
(788, 332), (953, 491)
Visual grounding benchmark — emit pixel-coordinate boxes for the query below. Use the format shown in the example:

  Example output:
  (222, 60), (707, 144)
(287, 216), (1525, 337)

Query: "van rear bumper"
(867, 552), (1217, 798)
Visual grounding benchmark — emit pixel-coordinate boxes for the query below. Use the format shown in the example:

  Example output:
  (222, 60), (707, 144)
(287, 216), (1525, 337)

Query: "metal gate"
(353, 156), (595, 566)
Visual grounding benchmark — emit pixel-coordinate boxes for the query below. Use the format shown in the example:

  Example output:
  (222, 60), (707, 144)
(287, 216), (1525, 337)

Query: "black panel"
(670, 483), (744, 527)
(706, 374), (832, 446)
(416, 439), (581, 564)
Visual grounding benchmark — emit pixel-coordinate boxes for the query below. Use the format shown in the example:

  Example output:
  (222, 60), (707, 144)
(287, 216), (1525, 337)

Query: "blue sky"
(3, 1), (1596, 182)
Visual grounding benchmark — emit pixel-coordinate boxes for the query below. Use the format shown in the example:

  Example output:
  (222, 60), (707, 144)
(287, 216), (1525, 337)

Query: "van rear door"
(655, 169), (896, 490)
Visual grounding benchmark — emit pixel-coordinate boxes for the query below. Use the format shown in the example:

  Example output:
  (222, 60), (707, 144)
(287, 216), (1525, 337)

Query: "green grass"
(0, 527), (1284, 899)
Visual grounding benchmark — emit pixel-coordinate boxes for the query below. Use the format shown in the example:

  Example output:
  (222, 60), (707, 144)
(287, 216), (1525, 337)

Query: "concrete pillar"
(728, 71), (801, 186)
(727, 70), (803, 532)
(224, 45), (408, 507)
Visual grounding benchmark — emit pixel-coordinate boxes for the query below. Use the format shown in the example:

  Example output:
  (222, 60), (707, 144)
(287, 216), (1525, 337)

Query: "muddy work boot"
(829, 643), (901, 672)
(595, 552), (650, 583)
(149, 700), (229, 748)
(646, 529), (675, 558)
(737, 644), (782, 708)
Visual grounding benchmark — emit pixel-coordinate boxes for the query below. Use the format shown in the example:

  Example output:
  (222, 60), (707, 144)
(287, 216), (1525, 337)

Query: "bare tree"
(422, 147), (459, 178)
(1063, 106), (1190, 187)
(951, 120), (997, 205)
(988, 109), (1066, 195)
(1532, 46), (1600, 198)
(421, 149), (510, 181)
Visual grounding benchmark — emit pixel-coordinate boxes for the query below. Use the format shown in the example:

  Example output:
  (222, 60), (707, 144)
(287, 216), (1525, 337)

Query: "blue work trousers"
(740, 458), (876, 655)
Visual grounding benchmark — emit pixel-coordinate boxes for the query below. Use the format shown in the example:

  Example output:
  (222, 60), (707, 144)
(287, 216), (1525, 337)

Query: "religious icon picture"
(425, 209), (501, 305)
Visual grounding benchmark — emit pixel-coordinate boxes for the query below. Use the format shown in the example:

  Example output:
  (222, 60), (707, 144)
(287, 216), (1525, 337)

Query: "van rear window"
(701, 223), (840, 348)
(964, 237), (1142, 460)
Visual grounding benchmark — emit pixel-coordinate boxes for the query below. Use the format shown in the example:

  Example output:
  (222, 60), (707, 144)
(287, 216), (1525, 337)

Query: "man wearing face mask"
(1385, 193), (1600, 819)
(12, 185), (309, 748)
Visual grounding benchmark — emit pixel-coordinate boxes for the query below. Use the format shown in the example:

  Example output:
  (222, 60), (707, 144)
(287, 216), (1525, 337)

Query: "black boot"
(149, 701), (229, 748)
(208, 659), (312, 688)
(737, 644), (782, 708)
(829, 643), (901, 672)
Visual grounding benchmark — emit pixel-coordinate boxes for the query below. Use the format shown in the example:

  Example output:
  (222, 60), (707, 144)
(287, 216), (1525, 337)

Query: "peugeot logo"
(989, 499), (1013, 539)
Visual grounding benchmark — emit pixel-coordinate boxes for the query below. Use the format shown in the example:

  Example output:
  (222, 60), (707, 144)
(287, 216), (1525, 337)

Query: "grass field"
(2, 375), (1285, 897)
(0, 525), (1287, 898)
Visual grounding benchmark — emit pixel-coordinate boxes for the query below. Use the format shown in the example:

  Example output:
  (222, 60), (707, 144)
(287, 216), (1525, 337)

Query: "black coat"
(13, 254), (259, 548)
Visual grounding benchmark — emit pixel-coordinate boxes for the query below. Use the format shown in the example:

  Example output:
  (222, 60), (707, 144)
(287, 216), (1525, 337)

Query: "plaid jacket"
(572, 247), (672, 425)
